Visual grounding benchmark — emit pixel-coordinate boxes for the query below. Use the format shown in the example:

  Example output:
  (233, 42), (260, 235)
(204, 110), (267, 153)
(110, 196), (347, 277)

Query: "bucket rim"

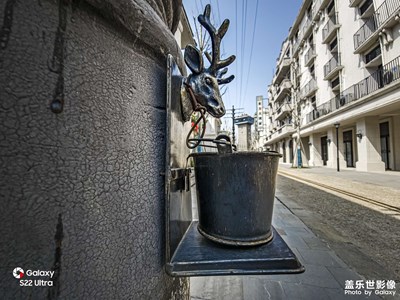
(189, 151), (282, 158)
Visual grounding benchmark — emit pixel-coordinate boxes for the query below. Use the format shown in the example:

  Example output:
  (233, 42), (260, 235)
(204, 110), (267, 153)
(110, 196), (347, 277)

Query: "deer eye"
(205, 77), (213, 86)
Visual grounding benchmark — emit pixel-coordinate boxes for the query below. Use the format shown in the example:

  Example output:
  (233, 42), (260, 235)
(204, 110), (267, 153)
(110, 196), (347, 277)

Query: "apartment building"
(254, 95), (272, 150)
(265, 0), (400, 172)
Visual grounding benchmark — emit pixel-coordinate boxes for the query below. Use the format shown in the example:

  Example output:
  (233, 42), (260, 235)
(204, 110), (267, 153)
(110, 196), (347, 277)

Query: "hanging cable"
(243, 0), (260, 102)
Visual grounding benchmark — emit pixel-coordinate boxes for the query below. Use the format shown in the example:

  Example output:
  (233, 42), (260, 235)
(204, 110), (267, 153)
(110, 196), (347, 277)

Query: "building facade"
(254, 95), (271, 151)
(265, 0), (400, 172)
(235, 115), (255, 151)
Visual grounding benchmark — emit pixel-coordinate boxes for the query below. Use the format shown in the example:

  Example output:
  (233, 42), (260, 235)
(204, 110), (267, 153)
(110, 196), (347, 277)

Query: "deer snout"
(207, 98), (225, 117)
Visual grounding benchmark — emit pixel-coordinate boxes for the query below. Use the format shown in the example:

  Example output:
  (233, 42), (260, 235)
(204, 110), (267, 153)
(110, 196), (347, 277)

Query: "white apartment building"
(254, 95), (271, 151)
(265, 0), (400, 172)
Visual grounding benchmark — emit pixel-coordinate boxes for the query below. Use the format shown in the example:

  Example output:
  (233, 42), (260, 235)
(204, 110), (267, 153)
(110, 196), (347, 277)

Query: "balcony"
(353, 15), (378, 53)
(302, 16), (313, 39)
(324, 54), (343, 80)
(312, 0), (323, 21)
(292, 38), (303, 57)
(317, 0), (332, 12)
(365, 45), (382, 68)
(306, 99), (334, 123)
(268, 123), (274, 133)
(274, 57), (291, 85)
(354, 0), (400, 53)
(360, 0), (374, 19)
(275, 102), (292, 121)
(306, 54), (400, 124)
(375, 0), (400, 28)
(322, 13), (340, 44)
(275, 79), (292, 102)
(304, 45), (316, 67)
(300, 78), (318, 99)
(273, 123), (295, 140)
(349, 0), (364, 8)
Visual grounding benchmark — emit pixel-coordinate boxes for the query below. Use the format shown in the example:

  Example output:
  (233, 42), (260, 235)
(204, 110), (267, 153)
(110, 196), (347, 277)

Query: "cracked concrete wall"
(0, 0), (189, 299)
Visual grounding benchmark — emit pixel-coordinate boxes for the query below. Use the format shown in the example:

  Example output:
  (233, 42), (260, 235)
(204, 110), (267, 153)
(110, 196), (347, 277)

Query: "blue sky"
(182, 0), (302, 129)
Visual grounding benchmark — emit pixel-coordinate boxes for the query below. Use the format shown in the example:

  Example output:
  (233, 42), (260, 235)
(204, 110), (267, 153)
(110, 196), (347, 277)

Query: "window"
(329, 38), (337, 52)
(327, 0), (335, 15)
(309, 64), (315, 77)
(360, 0), (373, 16)
(311, 96), (316, 108)
(331, 76), (340, 89)
(308, 34), (314, 45)
(365, 45), (381, 64)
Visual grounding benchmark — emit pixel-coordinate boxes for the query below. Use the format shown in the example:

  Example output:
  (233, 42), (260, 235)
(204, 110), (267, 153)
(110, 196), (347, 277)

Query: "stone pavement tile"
(242, 277), (285, 300)
(289, 208), (315, 218)
(190, 276), (243, 300)
(283, 226), (317, 238)
(280, 282), (341, 300)
(302, 236), (330, 250)
(272, 220), (286, 230)
(279, 217), (307, 228)
(272, 265), (343, 289)
(299, 249), (348, 268)
(281, 235), (311, 250)
(327, 266), (363, 289)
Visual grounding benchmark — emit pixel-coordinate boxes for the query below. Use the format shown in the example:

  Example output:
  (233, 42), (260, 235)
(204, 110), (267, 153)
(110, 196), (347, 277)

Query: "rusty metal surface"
(165, 55), (192, 263)
(191, 152), (281, 246)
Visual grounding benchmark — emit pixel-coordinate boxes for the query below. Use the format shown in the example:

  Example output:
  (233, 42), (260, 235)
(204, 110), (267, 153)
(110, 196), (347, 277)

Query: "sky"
(182, 0), (302, 130)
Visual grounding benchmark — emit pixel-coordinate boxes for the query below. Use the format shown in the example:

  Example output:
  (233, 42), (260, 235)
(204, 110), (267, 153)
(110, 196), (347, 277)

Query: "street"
(190, 166), (400, 300)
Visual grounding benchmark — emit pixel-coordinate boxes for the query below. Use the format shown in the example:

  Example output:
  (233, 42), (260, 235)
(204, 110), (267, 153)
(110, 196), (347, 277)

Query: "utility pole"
(225, 105), (243, 145)
(231, 105), (236, 145)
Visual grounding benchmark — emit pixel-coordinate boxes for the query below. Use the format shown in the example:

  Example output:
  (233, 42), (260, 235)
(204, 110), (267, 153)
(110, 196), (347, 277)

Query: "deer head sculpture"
(182, 4), (236, 119)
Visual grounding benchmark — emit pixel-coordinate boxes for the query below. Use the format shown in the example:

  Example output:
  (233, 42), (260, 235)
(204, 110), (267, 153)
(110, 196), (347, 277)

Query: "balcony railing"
(274, 57), (291, 84)
(300, 78), (318, 99)
(306, 54), (400, 124)
(353, 15), (377, 50)
(324, 54), (342, 79)
(302, 15), (313, 38)
(375, 0), (400, 27)
(275, 100), (292, 121)
(312, 0), (322, 20)
(322, 13), (339, 43)
(353, 0), (400, 51)
(292, 38), (302, 56)
(276, 123), (294, 136)
(275, 79), (292, 102)
(305, 45), (316, 67)
(349, 0), (363, 8)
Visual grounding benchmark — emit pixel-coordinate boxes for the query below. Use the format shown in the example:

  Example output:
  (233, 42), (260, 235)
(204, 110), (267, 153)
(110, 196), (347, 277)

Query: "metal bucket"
(191, 151), (281, 246)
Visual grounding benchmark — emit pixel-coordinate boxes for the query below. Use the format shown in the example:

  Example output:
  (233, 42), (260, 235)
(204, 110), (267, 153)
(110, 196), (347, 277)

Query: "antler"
(198, 5), (236, 79)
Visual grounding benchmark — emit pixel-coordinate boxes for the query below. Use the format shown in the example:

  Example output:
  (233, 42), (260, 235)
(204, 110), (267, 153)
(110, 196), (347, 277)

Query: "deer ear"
(184, 45), (203, 74)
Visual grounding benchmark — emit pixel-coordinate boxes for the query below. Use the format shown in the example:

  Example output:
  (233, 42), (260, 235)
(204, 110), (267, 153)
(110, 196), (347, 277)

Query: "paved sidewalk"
(277, 164), (400, 212)
(190, 193), (385, 300)
(278, 163), (400, 190)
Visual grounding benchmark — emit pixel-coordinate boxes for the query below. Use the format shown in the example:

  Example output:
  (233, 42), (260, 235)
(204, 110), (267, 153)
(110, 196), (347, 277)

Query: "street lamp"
(334, 122), (340, 172)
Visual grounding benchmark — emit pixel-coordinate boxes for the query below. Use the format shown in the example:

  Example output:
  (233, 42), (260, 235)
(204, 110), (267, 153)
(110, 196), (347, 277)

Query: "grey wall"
(0, 0), (188, 299)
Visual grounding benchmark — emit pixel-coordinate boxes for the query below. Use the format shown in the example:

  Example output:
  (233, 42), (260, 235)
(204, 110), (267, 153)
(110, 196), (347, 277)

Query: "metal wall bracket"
(165, 55), (304, 277)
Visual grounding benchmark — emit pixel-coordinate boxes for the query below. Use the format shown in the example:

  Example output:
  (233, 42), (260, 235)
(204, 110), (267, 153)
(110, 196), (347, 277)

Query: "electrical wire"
(239, 0), (248, 110)
(235, 0), (239, 108)
(243, 0), (259, 103)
